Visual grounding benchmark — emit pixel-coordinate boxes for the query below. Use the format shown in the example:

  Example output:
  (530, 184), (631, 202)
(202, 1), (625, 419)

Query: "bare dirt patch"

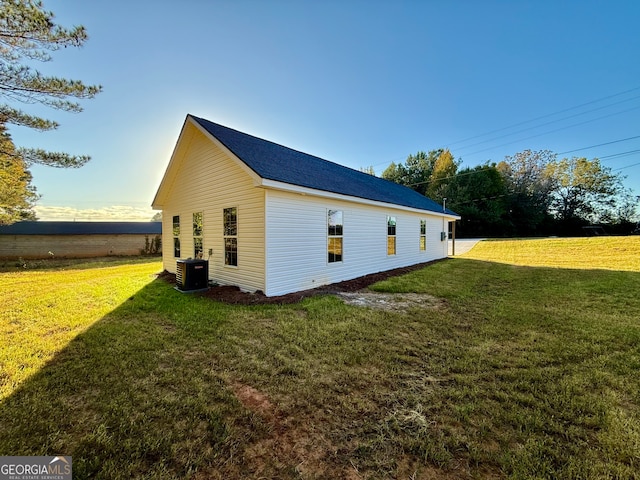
(228, 381), (337, 478)
(337, 291), (447, 312)
(230, 382), (276, 420)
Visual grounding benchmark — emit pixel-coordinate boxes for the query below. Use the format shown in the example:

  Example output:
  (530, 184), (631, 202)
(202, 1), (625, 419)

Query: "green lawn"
(1, 239), (639, 479)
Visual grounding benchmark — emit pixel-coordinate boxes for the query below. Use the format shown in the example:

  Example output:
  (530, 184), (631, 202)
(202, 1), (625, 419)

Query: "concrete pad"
(448, 238), (485, 256)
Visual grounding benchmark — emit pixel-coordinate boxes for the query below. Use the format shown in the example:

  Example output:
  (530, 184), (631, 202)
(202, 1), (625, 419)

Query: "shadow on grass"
(0, 277), (255, 479)
(1, 259), (639, 479)
(0, 255), (163, 272)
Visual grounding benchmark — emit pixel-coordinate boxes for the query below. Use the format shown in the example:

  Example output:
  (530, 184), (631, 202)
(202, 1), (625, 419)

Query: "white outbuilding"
(152, 115), (459, 296)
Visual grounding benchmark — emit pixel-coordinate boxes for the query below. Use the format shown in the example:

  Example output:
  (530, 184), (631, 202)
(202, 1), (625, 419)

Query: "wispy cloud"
(34, 205), (158, 222)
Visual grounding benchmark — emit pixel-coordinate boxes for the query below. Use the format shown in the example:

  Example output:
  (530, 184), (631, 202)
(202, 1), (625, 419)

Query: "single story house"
(152, 115), (459, 296)
(0, 221), (162, 259)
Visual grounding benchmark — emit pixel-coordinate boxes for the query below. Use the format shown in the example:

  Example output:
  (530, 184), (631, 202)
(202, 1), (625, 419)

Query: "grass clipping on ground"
(1, 238), (639, 479)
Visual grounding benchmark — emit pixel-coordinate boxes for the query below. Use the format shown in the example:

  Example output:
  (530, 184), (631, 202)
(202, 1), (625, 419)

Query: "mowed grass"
(1, 239), (639, 479)
(0, 257), (163, 400)
(461, 236), (640, 271)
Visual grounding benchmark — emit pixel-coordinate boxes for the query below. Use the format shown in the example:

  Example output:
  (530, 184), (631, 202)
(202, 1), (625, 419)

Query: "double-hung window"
(328, 210), (343, 263)
(193, 212), (203, 258)
(173, 215), (180, 257)
(387, 216), (396, 255)
(223, 207), (238, 266)
(420, 220), (426, 251)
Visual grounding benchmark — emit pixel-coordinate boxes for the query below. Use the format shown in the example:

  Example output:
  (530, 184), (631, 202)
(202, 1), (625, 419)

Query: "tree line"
(0, 2), (638, 238)
(381, 149), (638, 237)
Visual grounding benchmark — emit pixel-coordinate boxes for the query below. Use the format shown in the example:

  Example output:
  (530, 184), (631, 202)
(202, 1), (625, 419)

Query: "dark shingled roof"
(191, 115), (458, 216)
(0, 222), (162, 235)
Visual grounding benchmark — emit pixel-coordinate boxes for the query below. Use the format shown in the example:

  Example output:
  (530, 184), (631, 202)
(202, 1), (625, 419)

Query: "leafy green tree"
(0, 0), (102, 165)
(382, 150), (443, 196)
(444, 164), (509, 237)
(596, 188), (640, 234)
(0, 126), (37, 224)
(381, 161), (402, 185)
(498, 150), (556, 235)
(426, 149), (458, 202)
(545, 157), (622, 223)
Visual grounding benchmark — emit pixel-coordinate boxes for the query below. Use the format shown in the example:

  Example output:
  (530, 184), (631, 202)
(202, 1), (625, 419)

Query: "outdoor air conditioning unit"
(175, 259), (208, 291)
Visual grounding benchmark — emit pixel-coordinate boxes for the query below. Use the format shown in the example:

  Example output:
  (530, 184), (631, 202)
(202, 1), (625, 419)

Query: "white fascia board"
(188, 116), (263, 186)
(260, 179), (461, 220)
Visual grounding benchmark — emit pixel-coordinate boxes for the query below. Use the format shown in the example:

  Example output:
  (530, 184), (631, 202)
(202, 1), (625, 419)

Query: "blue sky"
(9, 0), (640, 221)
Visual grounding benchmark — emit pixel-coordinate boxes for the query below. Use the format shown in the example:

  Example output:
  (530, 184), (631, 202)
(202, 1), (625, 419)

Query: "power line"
(407, 165), (496, 188)
(558, 135), (640, 155)
(446, 85), (640, 147)
(454, 193), (509, 205)
(599, 149), (640, 160)
(404, 147), (640, 189)
(455, 95), (640, 152)
(462, 105), (640, 157)
(367, 86), (640, 173)
(614, 161), (640, 171)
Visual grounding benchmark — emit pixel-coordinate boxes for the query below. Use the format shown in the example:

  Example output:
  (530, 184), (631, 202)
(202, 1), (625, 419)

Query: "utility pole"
(442, 198), (455, 256)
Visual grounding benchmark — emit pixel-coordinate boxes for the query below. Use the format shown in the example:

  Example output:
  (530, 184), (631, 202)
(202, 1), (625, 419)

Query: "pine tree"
(0, 0), (102, 168)
(0, 0), (101, 223)
(0, 125), (38, 224)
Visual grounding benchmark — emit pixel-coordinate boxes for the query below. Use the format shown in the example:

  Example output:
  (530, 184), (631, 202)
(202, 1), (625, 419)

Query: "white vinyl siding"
(264, 190), (447, 296)
(159, 124), (265, 292)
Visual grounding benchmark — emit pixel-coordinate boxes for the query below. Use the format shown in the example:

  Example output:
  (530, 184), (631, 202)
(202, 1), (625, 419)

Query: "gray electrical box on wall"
(441, 231), (447, 241)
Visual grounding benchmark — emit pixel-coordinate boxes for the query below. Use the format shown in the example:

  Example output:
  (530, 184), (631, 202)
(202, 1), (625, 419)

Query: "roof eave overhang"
(153, 115), (461, 221)
(152, 115), (264, 210)
(260, 178), (461, 219)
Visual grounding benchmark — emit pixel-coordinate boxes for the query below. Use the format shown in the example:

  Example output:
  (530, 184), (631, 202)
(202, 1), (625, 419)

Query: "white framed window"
(387, 216), (396, 255)
(420, 220), (426, 251)
(173, 215), (180, 257)
(328, 209), (343, 263)
(193, 212), (203, 258)
(223, 207), (238, 266)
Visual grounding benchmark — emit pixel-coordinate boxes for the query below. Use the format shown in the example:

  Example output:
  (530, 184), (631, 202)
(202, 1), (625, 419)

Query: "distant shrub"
(141, 235), (162, 255)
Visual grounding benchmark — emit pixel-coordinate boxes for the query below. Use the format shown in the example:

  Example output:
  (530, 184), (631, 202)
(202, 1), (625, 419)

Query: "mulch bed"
(158, 259), (444, 305)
